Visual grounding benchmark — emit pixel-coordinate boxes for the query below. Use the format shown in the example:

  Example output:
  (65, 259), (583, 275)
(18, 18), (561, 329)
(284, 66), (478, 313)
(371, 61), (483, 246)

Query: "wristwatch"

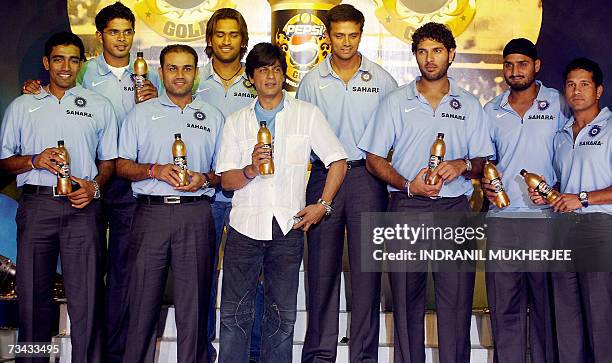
(91, 180), (101, 199)
(201, 173), (211, 189)
(578, 191), (589, 208)
(464, 157), (472, 173)
(317, 198), (333, 216)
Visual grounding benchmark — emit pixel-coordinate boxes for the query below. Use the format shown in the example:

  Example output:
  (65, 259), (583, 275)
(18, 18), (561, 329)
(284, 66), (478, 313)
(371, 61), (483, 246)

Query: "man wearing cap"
(296, 5), (397, 361)
(481, 38), (568, 362)
(0, 31), (117, 362)
(359, 22), (494, 363)
(530, 57), (612, 363)
(117, 44), (223, 363)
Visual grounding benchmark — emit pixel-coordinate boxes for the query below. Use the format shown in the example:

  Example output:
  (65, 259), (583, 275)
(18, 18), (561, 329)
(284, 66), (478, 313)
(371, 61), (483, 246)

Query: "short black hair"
(411, 22), (456, 53)
(563, 57), (603, 87)
(44, 32), (85, 61)
(205, 8), (249, 59)
(160, 44), (199, 67)
(245, 43), (287, 79)
(325, 4), (365, 33)
(95, 1), (135, 32)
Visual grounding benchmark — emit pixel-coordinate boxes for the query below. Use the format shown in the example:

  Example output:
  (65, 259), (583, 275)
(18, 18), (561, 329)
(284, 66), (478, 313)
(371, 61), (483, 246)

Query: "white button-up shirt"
(216, 92), (347, 240)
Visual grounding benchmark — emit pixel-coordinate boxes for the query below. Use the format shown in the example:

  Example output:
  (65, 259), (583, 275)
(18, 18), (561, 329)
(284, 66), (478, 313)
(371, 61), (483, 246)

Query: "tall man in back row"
(296, 5), (397, 362)
(359, 22), (494, 363)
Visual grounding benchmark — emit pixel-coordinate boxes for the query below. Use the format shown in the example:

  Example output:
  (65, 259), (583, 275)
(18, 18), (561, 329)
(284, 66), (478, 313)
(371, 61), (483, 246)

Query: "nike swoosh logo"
(151, 115), (166, 121)
(196, 88), (210, 93)
(319, 83), (332, 90)
(404, 107), (417, 113)
(28, 107), (41, 113)
(91, 80), (107, 87)
(496, 112), (510, 118)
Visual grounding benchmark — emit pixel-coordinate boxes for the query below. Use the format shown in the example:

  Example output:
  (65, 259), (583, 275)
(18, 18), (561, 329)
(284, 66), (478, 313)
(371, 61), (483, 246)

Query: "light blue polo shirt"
(194, 61), (257, 202)
(296, 54), (398, 161)
(484, 81), (569, 214)
(78, 53), (161, 127)
(118, 93), (224, 197)
(0, 86), (118, 187)
(553, 107), (612, 214)
(358, 77), (494, 196)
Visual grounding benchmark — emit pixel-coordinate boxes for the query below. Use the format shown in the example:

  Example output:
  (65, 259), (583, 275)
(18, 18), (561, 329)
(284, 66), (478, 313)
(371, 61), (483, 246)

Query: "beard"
(506, 75), (536, 91)
(418, 62), (450, 82)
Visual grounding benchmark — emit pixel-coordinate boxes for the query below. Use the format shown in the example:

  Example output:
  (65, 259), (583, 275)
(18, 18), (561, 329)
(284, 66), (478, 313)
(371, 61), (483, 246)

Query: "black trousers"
(388, 194), (474, 363)
(122, 199), (215, 363)
(485, 217), (556, 363)
(302, 163), (387, 363)
(553, 213), (612, 363)
(16, 192), (104, 363)
(101, 177), (137, 363)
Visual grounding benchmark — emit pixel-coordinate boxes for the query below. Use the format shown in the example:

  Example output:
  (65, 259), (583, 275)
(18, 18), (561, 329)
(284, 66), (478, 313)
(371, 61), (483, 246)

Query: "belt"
(312, 159), (366, 170)
(21, 184), (77, 197)
(137, 195), (212, 205)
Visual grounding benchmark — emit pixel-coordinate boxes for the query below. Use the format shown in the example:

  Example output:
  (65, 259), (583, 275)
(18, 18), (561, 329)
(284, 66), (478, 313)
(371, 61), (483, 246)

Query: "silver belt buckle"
(347, 162), (352, 170)
(164, 196), (181, 204)
(52, 186), (61, 197)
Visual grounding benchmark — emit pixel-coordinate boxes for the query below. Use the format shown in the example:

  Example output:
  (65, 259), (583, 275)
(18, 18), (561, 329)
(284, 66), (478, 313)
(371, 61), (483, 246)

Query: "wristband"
(148, 163), (157, 179)
(243, 166), (255, 180)
(30, 154), (38, 169)
(404, 179), (413, 198)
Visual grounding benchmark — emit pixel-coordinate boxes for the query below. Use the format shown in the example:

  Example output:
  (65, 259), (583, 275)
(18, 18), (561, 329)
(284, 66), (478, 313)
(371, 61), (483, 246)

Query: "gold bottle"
(56, 140), (72, 195)
(258, 121), (274, 175)
(425, 133), (445, 185)
(520, 169), (560, 203)
(133, 51), (148, 103)
(483, 160), (510, 208)
(172, 133), (189, 186)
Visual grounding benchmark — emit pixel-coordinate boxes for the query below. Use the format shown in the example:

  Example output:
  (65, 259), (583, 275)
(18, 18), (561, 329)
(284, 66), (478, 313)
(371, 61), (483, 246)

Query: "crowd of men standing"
(0, 1), (611, 363)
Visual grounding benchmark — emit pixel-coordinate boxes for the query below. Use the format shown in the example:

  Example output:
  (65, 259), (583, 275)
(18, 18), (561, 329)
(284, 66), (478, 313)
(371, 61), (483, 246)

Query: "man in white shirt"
(215, 42), (347, 363)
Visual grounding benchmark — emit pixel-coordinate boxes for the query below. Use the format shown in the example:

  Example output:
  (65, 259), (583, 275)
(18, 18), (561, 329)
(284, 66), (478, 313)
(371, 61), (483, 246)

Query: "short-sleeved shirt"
(484, 81), (569, 214)
(118, 93), (224, 197)
(78, 54), (161, 127)
(296, 54), (398, 161)
(0, 86), (118, 187)
(216, 92), (347, 240)
(359, 77), (494, 196)
(553, 107), (612, 214)
(194, 61), (257, 203)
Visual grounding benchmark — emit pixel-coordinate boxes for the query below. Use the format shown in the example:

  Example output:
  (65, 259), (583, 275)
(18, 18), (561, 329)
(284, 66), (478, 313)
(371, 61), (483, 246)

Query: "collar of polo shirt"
(562, 106), (611, 132)
(318, 53), (370, 78)
(496, 80), (546, 111)
(405, 76), (461, 100)
(158, 92), (205, 110)
(34, 85), (83, 100)
(95, 53), (135, 76)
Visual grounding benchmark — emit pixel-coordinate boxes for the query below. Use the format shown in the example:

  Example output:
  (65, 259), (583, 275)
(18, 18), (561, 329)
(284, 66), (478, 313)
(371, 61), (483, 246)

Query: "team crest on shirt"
(74, 97), (87, 108)
(589, 125), (601, 137)
(361, 71), (372, 82)
(537, 100), (550, 111)
(194, 111), (206, 121)
(243, 79), (253, 89)
(450, 98), (461, 110)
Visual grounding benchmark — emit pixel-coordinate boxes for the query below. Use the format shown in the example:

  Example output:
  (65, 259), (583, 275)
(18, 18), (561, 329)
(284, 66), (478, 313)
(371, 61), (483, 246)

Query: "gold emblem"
(275, 12), (330, 89)
(374, 0), (477, 42)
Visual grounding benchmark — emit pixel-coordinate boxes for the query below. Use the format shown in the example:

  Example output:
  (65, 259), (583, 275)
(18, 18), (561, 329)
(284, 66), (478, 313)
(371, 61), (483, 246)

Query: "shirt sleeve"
(483, 103), (498, 161)
(466, 101), (495, 159)
(215, 113), (241, 174)
(97, 100), (119, 160)
(309, 105), (347, 167)
(358, 93), (397, 158)
(118, 108), (139, 161)
(381, 72), (399, 98)
(0, 101), (22, 159)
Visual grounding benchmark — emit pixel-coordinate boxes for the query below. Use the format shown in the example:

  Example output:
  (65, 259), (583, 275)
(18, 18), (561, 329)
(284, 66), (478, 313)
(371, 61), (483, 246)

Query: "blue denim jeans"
(219, 220), (303, 363)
